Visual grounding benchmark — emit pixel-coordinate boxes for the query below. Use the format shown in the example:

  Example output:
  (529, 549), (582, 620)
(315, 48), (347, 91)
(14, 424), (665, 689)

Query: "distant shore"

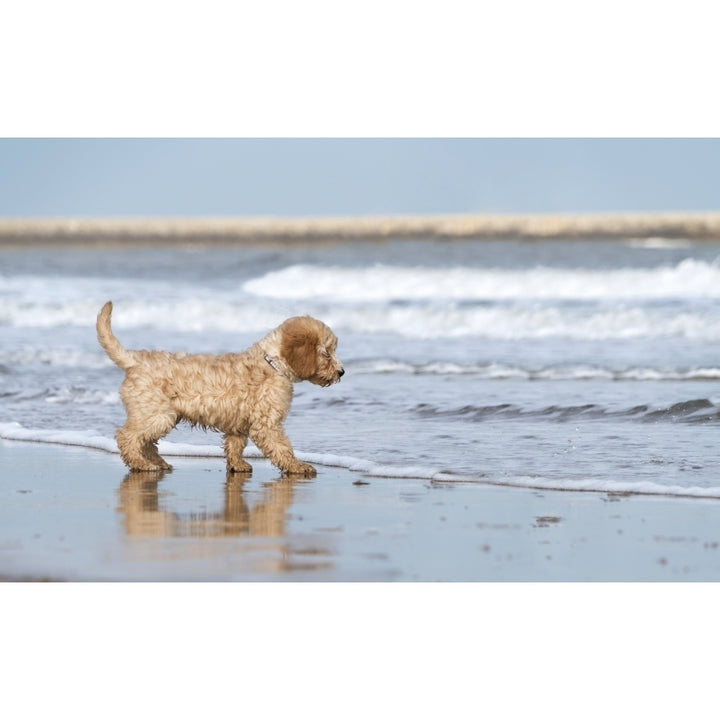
(2, 212), (720, 247)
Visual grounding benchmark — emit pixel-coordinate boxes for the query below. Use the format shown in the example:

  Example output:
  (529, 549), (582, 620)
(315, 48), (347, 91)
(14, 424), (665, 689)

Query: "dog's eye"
(321, 348), (330, 358)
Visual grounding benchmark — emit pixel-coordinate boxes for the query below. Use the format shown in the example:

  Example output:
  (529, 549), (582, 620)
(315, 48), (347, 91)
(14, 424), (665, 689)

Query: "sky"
(1, 138), (719, 218)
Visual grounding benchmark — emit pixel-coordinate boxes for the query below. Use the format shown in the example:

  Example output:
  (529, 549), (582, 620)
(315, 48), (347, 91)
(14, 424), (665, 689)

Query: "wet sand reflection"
(118, 472), (299, 538)
(116, 472), (334, 575)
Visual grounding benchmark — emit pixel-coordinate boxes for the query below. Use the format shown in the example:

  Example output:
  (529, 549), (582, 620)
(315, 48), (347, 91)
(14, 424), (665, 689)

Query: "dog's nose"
(338, 367), (345, 378)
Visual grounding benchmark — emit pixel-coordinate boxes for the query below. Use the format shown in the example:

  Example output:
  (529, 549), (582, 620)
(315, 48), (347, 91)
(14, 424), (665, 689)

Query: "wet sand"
(2, 212), (720, 247)
(3, 440), (720, 581)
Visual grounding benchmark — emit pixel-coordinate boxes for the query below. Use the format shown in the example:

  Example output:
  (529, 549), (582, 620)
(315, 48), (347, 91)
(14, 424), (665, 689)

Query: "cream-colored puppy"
(97, 301), (343, 476)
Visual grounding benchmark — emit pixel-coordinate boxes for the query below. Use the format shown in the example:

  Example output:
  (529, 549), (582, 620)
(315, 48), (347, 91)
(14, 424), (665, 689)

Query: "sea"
(1, 235), (720, 498)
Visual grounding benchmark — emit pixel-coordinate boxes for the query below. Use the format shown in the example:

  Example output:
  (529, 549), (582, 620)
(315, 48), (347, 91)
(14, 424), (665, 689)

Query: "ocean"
(2, 235), (720, 498)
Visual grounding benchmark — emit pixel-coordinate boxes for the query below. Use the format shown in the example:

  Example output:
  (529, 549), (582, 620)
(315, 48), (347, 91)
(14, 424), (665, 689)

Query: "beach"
(2, 227), (720, 581)
(2, 439), (720, 581)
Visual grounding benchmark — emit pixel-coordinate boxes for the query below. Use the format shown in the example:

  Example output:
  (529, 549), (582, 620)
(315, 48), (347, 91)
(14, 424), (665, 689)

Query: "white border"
(2, 2), (719, 136)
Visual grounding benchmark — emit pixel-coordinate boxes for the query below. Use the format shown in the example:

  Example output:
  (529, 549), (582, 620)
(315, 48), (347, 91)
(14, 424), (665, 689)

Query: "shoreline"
(2, 212), (720, 247)
(4, 423), (720, 501)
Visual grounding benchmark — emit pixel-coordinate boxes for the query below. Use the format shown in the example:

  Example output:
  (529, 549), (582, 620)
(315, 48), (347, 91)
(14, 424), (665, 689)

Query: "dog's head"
(279, 316), (344, 387)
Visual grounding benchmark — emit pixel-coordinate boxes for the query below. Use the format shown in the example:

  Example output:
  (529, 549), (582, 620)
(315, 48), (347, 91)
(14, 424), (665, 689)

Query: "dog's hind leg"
(116, 426), (174, 472)
(224, 433), (253, 474)
(141, 438), (174, 471)
(116, 412), (176, 472)
(115, 377), (177, 471)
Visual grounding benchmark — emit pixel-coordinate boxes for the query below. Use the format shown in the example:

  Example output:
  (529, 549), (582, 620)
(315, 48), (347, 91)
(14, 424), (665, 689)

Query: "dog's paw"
(227, 460), (253, 474)
(285, 461), (317, 478)
(130, 462), (173, 473)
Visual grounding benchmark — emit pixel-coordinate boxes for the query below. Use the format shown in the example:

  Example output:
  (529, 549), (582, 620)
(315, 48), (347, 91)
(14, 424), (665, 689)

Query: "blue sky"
(1, 138), (719, 217)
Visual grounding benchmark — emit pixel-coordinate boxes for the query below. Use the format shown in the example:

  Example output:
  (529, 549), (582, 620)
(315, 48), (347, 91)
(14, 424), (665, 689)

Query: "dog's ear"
(280, 317), (319, 380)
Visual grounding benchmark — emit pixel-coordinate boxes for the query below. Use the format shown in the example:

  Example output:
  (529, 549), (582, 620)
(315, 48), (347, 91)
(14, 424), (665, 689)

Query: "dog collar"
(264, 353), (293, 380)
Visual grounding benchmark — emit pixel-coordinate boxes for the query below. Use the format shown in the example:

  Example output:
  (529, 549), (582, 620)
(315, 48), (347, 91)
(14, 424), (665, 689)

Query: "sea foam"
(3, 422), (720, 499)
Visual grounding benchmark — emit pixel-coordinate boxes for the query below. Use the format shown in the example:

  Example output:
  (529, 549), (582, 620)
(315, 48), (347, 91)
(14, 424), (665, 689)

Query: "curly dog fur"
(97, 301), (344, 476)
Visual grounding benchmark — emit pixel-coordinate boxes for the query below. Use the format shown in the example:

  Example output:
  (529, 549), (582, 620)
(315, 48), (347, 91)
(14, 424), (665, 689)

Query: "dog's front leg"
(249, 424), (317, 478)
(224, 434), (253, 474)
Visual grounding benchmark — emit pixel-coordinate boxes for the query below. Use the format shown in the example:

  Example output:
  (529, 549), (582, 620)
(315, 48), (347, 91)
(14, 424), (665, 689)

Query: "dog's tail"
(96, 301), (137, 370)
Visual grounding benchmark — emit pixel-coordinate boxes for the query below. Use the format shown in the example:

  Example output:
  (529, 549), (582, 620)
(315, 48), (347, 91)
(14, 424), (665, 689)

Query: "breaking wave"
(3, 299), (720, 341)
(413, 398), (720, 424)
(3, 258), (720, 340)
(243, 259), (720, 302)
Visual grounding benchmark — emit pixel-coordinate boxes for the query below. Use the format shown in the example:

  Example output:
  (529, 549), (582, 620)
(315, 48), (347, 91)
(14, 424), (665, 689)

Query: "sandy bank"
(3, 441), (720, 581)
(2, 212), (720, 247)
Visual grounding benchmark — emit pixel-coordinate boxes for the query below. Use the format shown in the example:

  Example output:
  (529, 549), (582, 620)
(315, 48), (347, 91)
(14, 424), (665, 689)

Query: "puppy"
(97, 301), (344, 476)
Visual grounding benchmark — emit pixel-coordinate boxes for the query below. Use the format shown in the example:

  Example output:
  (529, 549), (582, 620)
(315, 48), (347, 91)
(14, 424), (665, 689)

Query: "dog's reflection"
(118, 472), (299, 538)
